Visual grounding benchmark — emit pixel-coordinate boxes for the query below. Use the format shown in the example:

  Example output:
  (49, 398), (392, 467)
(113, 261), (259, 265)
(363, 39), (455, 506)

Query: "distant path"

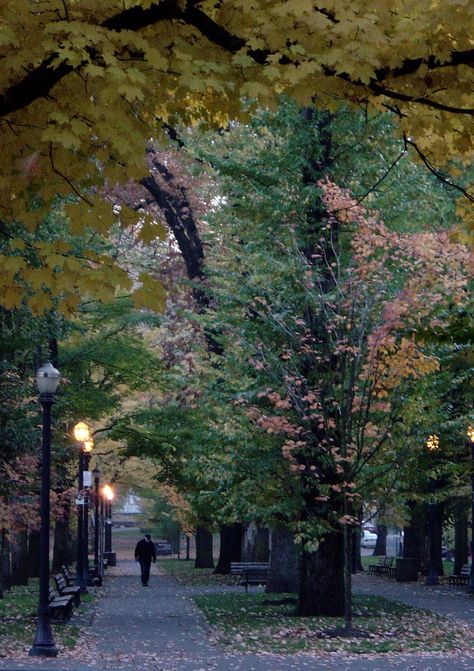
(1, 559), (473, 671)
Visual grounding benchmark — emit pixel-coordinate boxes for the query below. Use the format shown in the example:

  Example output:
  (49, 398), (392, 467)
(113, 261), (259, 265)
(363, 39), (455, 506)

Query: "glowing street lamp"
(102, 484), (114, 501)
(74, 422), (90, 443)
(30, 363), (60, 658)
(83, 438), (94, 453)
(73, 422), (93, 591)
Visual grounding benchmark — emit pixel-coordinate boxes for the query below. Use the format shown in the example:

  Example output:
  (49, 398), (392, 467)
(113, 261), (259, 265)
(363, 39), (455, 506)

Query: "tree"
(0, 0), (472, 315)
(186, 104), (470, 622)
(106, 98), (470, 601)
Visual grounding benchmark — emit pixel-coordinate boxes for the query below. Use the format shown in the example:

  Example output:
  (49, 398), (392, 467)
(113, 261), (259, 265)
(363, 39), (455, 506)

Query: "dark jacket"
(135, 538), (156, 562)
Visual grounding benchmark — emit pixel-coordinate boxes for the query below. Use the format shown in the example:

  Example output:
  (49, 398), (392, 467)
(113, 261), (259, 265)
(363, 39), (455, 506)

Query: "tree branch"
(404, 135), (474, 202)
(1, 3), (472, 119)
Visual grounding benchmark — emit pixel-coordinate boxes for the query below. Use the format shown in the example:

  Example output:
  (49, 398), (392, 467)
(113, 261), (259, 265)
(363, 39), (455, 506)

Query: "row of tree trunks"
(403, 501), (444, 575)
(194, 498), (470, 596)
(53, 510), (75, 571)
(10, 528), (28, 586)
(1, 529), (10, 595)
(0, 512), (75, 595)
(28, 529), (41, 578)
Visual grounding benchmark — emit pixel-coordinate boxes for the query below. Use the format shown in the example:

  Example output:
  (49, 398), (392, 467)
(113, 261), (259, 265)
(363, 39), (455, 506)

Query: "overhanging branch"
(0, 2), (472, 118)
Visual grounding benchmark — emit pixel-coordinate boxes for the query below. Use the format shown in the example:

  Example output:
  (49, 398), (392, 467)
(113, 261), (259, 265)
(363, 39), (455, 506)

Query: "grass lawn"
(193, 591), (474, 655)
(158, 558), (238, 586)
(0, 580), (94, 657)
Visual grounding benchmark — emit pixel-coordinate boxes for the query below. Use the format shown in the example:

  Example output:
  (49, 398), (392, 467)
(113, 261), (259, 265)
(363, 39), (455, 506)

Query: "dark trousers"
(139, 558), (151, 585)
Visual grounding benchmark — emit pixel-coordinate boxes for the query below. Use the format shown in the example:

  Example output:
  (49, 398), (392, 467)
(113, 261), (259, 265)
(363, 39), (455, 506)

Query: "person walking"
(134, 533), (156, 586)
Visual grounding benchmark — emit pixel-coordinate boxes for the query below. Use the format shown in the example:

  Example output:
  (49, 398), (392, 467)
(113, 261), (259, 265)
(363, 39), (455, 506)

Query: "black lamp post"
(73, 423), (92, 591)
(467, 426), (474, 594)
(93, 466), (101, 585)
(425, 434), (440, 586)
(82, 440), (93, 586)
(29, 362), (60, 658)
(103, 485), (114, 554)
(100, 491), (105, 575)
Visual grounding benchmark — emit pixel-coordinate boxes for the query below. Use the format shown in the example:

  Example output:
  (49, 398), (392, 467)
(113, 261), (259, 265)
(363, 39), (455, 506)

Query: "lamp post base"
(29, 643), (58, 657)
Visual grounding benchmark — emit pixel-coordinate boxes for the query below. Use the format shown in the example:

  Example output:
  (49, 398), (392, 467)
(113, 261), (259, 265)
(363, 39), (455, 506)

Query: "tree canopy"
(1, 1), (472, 227)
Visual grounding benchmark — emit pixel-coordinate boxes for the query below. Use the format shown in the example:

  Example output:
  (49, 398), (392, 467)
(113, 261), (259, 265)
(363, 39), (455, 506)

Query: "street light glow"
(83, 439), (94, 453)
(426, 434), (439, 451)
(102, 484), (114, 501)
(74, 422), (90, 442)
(467, 426), (474, 443)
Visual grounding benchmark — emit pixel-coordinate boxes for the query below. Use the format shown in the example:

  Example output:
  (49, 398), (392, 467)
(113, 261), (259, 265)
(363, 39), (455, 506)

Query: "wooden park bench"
(230, 562), (270, 593)
(368, 556), (395, 577)
(61, 565), (75, 586)
(447, 564), (471, 588)
(48, 585), (75, 622)
(53, 574), (81, 606)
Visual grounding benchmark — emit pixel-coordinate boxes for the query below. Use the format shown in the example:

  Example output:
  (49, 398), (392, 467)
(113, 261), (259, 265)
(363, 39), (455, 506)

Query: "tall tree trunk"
(373, 524), (388, 556)
(453, 498), (468, 575)
(214, 523), (243, 574)
(433, 501), (444, 576)
(28, 529), (41, 577)
(1, 529), (11, 592)
(242, 523), (269, 562)
(352, 528), (363, 573)
(403, 501), (423, 573)
(298, 530), (344, 616)
(266, 528), (300, 593)
(53, 511), (74, 571)
(10, 528), (28, 586)
(194, 526), (214, 568)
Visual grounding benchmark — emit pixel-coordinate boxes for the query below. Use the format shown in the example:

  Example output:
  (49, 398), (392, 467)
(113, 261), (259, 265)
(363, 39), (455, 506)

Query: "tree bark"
(27, 529), (41, 578)
(242, 523), (269, 562)
(453, 497), (468, 575)
(352, 528), (363, 573)
(373, 524), (387, 556)
(10, 528), (28, 586)
(214, 523), (243, 574)
(194, 526), (214, 568)
(1, 529), (11, 592)
(403, 501), (423, 571)
(266, 527), (300, 593)
(433, 501), (444, 576)
(298, 530), (344, 616)
(53, 509), (74, 571)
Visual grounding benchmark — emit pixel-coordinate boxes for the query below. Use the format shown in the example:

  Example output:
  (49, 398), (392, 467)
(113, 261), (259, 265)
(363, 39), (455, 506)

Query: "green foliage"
(149, 494), (181, 540)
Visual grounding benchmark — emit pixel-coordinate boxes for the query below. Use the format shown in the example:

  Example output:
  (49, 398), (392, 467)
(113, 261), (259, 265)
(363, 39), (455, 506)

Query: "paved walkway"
(353, 572), (474, 625)
(1, 561), (473, 671)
